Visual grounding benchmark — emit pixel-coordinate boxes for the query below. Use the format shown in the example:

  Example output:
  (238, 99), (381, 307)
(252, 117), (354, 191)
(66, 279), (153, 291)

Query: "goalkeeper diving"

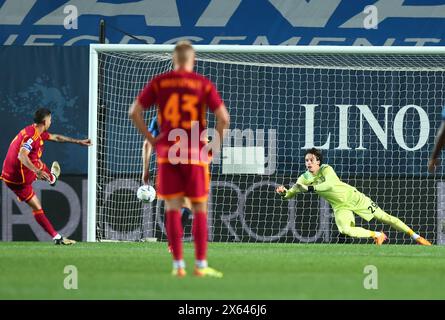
(276, 148), (431, 245)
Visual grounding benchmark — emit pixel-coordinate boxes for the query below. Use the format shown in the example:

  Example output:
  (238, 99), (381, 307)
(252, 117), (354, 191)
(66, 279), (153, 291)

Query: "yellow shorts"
(334, 192), (381, 224)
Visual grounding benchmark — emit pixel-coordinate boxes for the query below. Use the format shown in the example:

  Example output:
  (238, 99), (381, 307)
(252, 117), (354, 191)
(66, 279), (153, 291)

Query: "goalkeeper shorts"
(334, 192), (378, 222)
(351, 193), (379, 222)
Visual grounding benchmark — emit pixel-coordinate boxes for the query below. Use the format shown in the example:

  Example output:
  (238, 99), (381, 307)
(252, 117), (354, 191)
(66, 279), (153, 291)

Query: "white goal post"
(88, 44), (445, 244)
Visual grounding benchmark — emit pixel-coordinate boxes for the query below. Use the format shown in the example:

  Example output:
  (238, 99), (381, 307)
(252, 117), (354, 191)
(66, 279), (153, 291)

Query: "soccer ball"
(137, 185), (156, 203)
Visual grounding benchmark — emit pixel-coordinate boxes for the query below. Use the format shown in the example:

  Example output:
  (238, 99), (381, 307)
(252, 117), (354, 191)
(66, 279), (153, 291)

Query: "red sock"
(33, 209), (58, 238)
(41, 163), (51, 175)
(165, 210), (183, 260)
(193, 212), (208, 261)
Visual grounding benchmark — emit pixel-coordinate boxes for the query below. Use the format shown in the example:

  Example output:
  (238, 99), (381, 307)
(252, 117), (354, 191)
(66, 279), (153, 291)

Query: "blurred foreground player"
(130, 41), (230, 277)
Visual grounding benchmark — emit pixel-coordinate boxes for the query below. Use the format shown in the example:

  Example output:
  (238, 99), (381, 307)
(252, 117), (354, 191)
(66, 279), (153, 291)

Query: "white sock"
(374, 232), (382, 237)
(196, 260), (208, 269)
(173, 260), (185, 269)
(411, 233), (420, 240)
(53, 234), (62, 240)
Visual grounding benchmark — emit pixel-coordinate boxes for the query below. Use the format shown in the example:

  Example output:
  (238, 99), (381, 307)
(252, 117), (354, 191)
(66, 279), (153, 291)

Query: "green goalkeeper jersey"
(290, 164), (361, 210)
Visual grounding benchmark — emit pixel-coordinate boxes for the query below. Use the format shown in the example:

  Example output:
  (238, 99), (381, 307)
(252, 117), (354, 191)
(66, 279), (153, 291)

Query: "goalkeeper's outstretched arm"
(276, 165), (340, 200)
(276, 176), (305, 200)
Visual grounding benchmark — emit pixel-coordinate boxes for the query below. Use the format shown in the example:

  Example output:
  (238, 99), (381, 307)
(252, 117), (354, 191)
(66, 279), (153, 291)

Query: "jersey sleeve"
(40, 131), (50, 141)
(283, 174), (306, 199)
(205, 81), (223, 112)
(21, 128), (40, 152)
(313, 165), (340, 192)
(137, 79), (158, 109)
(21, 136), (35, 152)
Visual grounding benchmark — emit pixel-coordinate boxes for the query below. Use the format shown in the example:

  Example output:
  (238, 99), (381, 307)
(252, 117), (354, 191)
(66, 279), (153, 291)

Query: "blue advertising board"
(0, 0), (445, 46)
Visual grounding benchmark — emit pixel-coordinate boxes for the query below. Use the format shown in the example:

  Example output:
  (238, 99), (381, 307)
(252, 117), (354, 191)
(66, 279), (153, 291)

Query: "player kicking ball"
(276, 148), (431, 246)
(1, 108), (92, 245)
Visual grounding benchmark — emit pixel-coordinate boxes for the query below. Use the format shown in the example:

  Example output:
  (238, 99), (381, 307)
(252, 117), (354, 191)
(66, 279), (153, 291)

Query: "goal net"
(88, 45), (445, 245)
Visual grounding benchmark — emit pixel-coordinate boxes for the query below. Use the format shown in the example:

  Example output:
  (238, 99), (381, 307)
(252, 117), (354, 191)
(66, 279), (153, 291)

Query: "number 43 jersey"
(137, 69), (223, 164)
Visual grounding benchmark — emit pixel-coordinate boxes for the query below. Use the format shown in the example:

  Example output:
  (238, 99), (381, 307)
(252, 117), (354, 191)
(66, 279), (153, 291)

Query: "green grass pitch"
(1, 242), (444, 300)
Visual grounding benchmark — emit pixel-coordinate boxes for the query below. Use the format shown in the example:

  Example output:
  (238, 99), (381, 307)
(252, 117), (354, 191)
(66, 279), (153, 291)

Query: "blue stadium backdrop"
(1, 0), (445, 241)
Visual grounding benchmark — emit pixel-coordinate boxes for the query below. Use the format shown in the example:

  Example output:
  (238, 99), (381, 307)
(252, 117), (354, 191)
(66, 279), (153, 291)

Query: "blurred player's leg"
(167, 210), (192, 253)
(165, 197), (186, 277)
(167, 199), (192, 254)
(157, 162), (187, 276)
(373, 208), (431, 245)
(191, 201), (222, 278)
(335, 209), (387, 245)
(192, 202), (208, 266)
(184, 164), (222, 278)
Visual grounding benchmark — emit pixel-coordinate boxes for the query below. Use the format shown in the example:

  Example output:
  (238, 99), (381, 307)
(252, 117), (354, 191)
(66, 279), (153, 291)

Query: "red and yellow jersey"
(137, 69), (223, 164)
(1, 124), (50, 184)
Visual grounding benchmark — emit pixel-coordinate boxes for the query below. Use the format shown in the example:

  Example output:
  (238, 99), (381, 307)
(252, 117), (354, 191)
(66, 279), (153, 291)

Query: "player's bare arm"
(142, 138), (152, 184)
(17, 148), (51, 181)
(429, 121), (445, 172)
(214, 104), (230, 147)
(48, 133), (92, 146)
(129, 99), (156, 146)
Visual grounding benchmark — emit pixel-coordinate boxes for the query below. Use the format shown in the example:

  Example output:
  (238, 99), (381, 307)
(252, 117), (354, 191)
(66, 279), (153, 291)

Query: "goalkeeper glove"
(277, 183), (315, 200)
(277, 185), (299, 200)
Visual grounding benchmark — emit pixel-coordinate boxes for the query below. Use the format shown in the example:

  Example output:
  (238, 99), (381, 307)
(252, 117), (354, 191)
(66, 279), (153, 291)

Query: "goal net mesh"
(93, 48), (445, 244)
